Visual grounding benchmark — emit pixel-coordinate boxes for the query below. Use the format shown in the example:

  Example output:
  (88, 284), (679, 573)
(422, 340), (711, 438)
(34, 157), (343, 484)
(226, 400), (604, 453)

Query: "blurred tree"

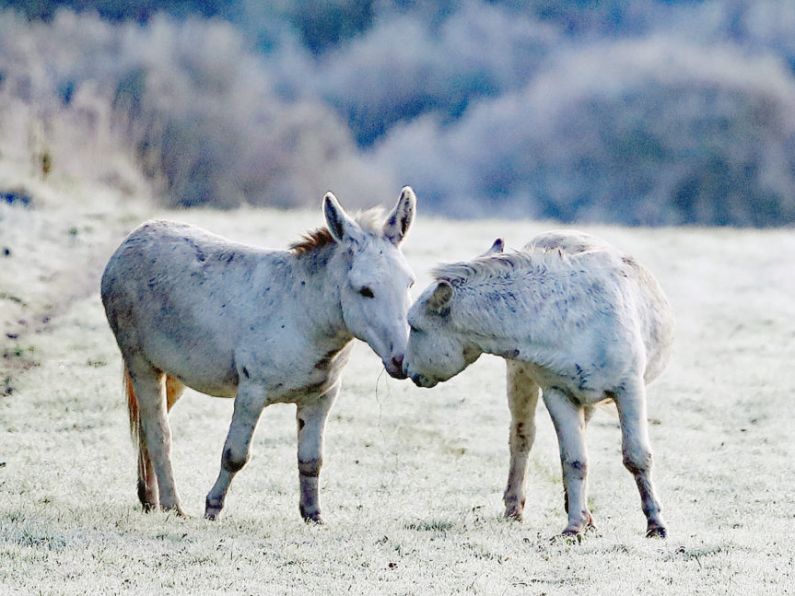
(286, 0), (375, 54)
(3, 0), (795, 225)
(375, 39), (795, 226)
(4, 0), (229, 21)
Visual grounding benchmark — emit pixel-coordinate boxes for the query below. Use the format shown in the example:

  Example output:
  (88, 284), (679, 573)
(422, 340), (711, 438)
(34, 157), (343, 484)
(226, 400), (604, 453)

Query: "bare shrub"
(301, 2), (559, 145)
(375, 38), (795, 225)
(0, 9), (389, 208)
(4, 3), (795, 224)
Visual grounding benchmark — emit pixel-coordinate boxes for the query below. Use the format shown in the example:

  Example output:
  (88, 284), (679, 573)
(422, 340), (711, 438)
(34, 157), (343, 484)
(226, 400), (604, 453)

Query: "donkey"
(404, 231), (674, 537)
(101, 188), (416, 522)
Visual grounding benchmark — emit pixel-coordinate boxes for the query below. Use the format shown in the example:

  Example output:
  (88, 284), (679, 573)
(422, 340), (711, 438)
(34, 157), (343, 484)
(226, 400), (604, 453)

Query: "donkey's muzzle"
(409, 372), (437, 388)
(405, 365), (438, 388)
(385, 355), (407, 379)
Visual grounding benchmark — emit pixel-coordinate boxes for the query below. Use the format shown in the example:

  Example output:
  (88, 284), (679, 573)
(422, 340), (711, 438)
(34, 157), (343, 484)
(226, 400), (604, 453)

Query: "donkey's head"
(324, 187), (416, 379)
(404, 238), (504, 387)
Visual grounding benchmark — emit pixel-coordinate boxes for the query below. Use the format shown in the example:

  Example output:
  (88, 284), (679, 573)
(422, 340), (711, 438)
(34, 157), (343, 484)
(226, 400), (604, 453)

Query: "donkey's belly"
(159, 362), (238, 398)
(142, 332), (239, 398)
(177, 373), (238, 398)
(520, 360), (615, 405)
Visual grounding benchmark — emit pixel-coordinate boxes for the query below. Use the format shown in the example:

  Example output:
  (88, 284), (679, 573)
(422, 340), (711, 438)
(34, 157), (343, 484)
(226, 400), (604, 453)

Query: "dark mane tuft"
(288, 208), (385, 255)
(289, 227), (336, 255)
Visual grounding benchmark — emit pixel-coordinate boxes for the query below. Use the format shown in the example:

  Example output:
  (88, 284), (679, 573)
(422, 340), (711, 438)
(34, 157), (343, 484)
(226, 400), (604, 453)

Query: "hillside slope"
(1, 172), (793, 594)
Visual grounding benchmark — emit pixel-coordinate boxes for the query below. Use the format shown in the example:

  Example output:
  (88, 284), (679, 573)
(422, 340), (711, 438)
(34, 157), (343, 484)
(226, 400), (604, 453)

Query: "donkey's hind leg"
(126, 368), (158, 511)
(137, 445), (157, 511)
(503, 361), (540, 521)
(128, 357), (185, 515)
(614, 380), (666, 538)
(136, 375), (185, 511)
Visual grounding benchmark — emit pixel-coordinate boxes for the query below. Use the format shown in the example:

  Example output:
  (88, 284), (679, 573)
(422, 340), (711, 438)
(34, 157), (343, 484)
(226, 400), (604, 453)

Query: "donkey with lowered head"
(101, 188), (416, 522)
(404, 231), (673, 537)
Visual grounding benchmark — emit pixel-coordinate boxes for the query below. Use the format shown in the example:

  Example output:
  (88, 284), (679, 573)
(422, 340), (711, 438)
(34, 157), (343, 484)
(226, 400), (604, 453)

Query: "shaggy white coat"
(405, 230), (674, 537)
(101, 189), (416, 522)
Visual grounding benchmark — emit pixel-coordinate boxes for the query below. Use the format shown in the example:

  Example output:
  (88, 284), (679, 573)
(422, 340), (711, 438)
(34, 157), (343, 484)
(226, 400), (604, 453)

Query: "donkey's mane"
(290, 228), (335, 255)
(432, 249), (581, 287)
(289, 209), (384, 255)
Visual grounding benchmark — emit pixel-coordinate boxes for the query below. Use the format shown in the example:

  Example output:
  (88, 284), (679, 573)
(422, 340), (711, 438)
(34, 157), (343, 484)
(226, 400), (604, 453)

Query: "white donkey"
(404, 231), (674, 537)
(101, 188), (416, 522)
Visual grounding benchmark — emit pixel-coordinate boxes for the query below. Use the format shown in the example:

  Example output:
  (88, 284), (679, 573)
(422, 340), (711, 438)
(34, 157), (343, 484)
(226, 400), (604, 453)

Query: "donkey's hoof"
(558, 519), (592, 541)
(551, 529), (582, 545)
(163, 504), (187, 518)
(302, 512), (324, 525)
(646, 524), (667, 539)
(137, 482), (158, 512)
(503, 497), (525, 521)
(205, 497), (224, 521)
(299, 500), (323, 524)
(558, 512), (593, 539)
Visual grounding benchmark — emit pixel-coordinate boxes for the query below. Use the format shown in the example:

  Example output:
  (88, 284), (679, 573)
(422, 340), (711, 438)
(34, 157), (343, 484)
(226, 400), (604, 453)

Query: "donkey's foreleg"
(503, 362), (540, 521)
(615, 382), (667, 538)
(128, 359), (185, 515)
(564, 405), (596, 517)
(296, 387), (338, 523)
(205, 383), (268, 520)
(543, 388), (592, 536)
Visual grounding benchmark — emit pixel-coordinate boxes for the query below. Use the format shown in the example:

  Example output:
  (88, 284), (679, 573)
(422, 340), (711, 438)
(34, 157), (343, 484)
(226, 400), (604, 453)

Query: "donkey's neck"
(287, 245), (351, 344)
(450, 278), (545, 359)
(470, 333), (524, 361)
(449, 264), (606, 361)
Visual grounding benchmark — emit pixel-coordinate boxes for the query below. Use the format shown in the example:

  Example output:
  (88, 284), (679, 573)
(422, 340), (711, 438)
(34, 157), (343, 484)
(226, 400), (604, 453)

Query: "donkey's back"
(526, 230), (674, 383)
(101, 220), (286, 398)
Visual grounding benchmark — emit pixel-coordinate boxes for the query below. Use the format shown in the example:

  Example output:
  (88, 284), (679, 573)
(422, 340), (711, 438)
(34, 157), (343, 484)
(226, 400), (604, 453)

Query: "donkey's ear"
(479, 238), (504, 257)
(324, 192), (363, 244)
(427, 280), (453, 314)
(383, 186), (416, 246)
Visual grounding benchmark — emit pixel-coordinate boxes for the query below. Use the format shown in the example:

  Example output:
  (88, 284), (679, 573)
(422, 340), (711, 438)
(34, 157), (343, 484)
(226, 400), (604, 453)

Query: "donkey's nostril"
(391, 355), (404, 370)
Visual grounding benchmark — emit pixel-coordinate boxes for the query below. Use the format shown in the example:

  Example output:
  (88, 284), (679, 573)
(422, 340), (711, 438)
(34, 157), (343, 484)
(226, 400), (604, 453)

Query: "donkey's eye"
(359, 286), (375, 298)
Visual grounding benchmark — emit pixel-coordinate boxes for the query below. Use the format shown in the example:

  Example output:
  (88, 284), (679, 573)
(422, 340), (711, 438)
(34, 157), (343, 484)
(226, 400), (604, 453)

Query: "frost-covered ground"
(1, 169), (794, 594)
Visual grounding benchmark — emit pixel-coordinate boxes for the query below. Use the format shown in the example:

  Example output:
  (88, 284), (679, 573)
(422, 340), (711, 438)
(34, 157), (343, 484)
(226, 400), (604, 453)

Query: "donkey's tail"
(124, 366), (140, 444)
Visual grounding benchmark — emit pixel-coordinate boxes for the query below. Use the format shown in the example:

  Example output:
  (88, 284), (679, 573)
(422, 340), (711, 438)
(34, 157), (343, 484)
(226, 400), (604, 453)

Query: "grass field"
(1, 169), (794, 594)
